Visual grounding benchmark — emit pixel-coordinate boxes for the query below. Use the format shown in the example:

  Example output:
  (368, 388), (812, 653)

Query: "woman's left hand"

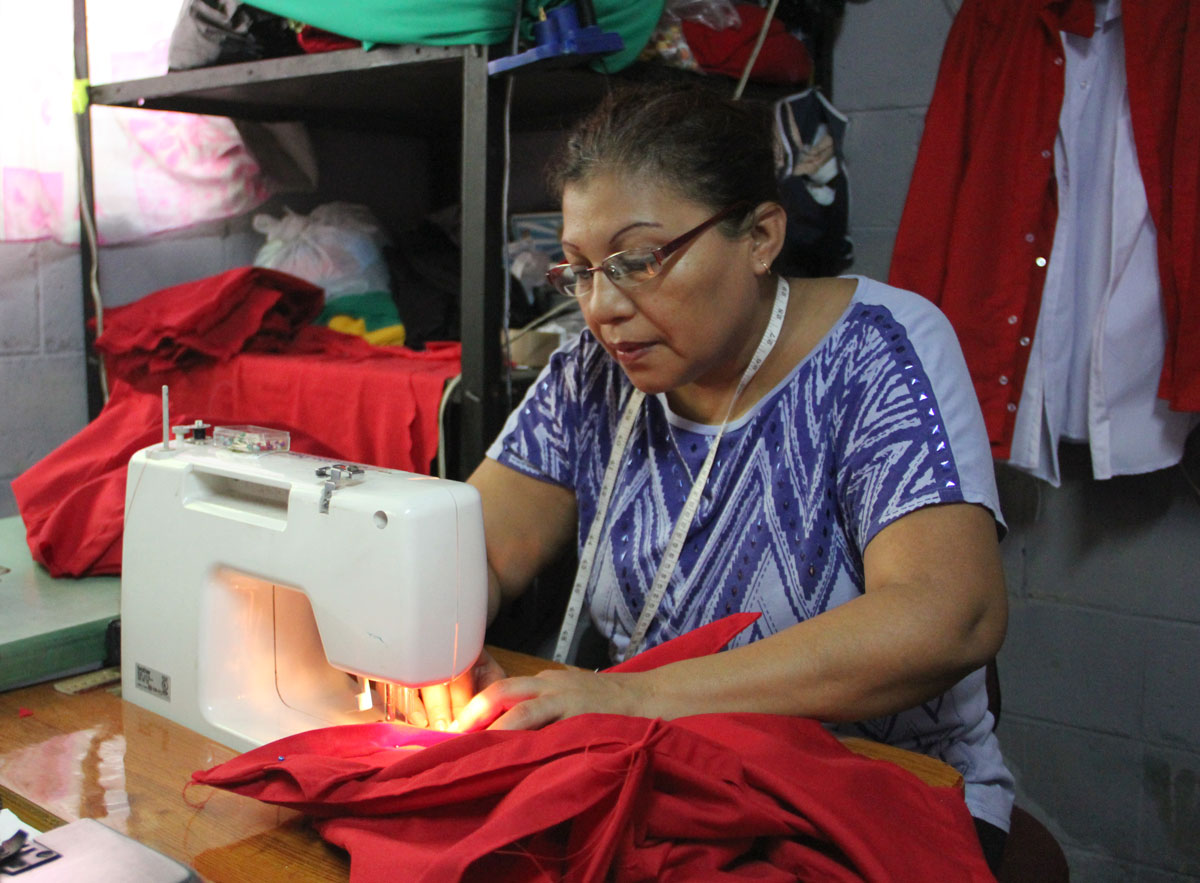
(449, 668), (649, 732)
(410, 648), (508, 730)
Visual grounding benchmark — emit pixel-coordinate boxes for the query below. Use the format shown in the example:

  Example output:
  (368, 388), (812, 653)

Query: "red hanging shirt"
(888, 0), (1200, 458)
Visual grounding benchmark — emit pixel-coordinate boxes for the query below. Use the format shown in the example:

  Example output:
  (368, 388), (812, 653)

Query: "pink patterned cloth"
(0, 0), (278, 244)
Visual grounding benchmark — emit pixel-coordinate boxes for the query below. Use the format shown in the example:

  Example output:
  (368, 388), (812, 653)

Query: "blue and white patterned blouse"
(487, 276), (1014, 829)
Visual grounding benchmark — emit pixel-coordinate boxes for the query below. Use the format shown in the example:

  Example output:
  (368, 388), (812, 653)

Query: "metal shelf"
(78, 24), (836, 476)
(80, 35), (507, 478)
(89, 44), (475, 132)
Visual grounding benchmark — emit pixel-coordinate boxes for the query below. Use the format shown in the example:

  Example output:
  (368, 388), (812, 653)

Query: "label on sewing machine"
(134, 663), (170, 701)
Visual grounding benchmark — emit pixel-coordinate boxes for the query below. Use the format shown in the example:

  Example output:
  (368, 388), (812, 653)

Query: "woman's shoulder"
(839, 275), (956, 334)
(794, 276), (962, 364)
(765, 275), (967, 402)
(775, 275), (953, 372)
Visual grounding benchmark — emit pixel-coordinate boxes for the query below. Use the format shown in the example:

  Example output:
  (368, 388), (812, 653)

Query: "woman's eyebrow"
(561, 221), (664, 255)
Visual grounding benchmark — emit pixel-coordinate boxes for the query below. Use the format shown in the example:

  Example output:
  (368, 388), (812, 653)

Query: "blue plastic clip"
(488, 3), (624, 76)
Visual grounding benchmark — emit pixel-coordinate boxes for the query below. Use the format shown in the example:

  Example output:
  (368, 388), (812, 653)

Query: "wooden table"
(0, 647), (961, 882)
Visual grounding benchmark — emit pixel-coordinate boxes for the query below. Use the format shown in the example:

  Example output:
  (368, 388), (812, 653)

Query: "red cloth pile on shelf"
(192, 614), (992, 883)
(12, 267), (461, 578)
(91, 266), (324, 379)
(682, 4), (812, 85)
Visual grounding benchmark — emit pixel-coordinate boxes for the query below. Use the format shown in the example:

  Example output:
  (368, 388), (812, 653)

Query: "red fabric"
(888, 0), (1200, 458)
(193, 616), (991, 883)
(681, 5), (812, 85)
(604, 612), (761, 674)
(92, 266), (324, 380)
(296, 25), (361, 53)
(1123, 2), (1200, 410)
(13, 268), (461, 577)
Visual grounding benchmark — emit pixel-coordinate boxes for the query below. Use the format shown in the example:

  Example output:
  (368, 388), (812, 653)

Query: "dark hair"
(547, 82), (780, 234)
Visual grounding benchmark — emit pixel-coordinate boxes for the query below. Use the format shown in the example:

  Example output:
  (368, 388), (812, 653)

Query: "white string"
(733, 0), (781, 100)
(623, 275), (789, 659)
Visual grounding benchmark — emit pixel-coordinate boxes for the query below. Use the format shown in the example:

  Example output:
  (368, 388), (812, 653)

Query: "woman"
(427, 82), (1013, 866)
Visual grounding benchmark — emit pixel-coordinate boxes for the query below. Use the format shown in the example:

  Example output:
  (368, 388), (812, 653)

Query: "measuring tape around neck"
(552, 276), (791, 664)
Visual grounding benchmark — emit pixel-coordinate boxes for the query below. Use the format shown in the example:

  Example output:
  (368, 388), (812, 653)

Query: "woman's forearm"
(637, 578), (1005, 723)
(637, 504), (1008, 723)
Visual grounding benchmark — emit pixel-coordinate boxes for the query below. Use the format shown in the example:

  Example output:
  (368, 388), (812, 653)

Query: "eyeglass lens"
(547, 203), (746, 298)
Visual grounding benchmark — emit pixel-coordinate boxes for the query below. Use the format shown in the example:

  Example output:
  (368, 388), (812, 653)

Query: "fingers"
(406, 697), (429, 729)
(473, 649), (508, 692)
(447, 669), (476, 722)
(404, 651), (512, 731)
(448, 677), (545, 733)
(420, 682), (454, 731)
(484, 697), (562, 731)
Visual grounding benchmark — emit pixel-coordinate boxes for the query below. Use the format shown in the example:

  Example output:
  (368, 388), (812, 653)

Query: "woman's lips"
(610, 340), (655, 365)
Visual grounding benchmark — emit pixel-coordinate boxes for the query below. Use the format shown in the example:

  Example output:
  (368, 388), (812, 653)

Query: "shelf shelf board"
(88, 44), (477, 131)
(88, 46), (804, 134)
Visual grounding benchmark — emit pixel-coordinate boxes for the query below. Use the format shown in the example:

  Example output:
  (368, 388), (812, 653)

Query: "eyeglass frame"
(545, 201), (752, 299)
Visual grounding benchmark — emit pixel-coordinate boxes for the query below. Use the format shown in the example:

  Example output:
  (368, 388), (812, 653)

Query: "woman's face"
(560, 172), (767, 402)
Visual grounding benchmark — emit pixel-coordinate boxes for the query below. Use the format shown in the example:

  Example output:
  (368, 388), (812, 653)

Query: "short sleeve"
(835, 286), (1003, 551)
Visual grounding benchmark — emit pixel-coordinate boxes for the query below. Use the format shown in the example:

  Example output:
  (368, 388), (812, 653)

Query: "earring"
(752, 242), (771, 274)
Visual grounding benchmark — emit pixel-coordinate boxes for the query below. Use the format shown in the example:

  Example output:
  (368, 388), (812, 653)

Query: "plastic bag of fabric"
(663, 0), (741, 29)
(253, 202), (391, 299)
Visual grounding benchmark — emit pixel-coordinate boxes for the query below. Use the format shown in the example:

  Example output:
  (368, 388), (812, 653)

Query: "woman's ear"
(748, 202), (787, 273)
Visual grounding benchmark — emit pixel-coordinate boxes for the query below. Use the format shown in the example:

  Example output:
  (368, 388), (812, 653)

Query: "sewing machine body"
(120, 440), (487, 753)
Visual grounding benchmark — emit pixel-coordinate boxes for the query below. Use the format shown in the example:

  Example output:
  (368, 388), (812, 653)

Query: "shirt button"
(1008, 315), (1019, 325)
(1025, 233), (1035, 243)
(1035, 256), (1048, 267)
(1041, 149), (1052, 159)
(1007, 403), (1018, 413)
(1054, 56), (1064, 66)
(1019, 336), (1031, 346)
(999, 375), (1009, 385)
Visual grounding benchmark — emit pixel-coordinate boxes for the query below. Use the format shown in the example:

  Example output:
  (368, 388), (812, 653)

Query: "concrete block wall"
(832, 0), (953, 281)
(0, 241), (88, 520)
(0, 125), (431, 526)
(997, 464), (1200, 880)
(835, 1), (1200, 878)
(0, 214), (275, 523)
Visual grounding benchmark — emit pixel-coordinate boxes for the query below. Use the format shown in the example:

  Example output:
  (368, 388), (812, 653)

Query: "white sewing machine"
(120, 423), (487, 753)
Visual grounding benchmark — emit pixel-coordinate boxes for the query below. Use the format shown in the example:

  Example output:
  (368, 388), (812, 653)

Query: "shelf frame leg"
(457, 48), (507, 479)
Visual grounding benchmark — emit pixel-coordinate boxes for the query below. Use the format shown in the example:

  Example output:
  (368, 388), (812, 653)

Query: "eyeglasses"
(546, 202), (749, 299)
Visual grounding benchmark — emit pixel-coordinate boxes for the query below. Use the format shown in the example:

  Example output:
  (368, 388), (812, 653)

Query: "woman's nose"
(583, 272), (636, 323)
